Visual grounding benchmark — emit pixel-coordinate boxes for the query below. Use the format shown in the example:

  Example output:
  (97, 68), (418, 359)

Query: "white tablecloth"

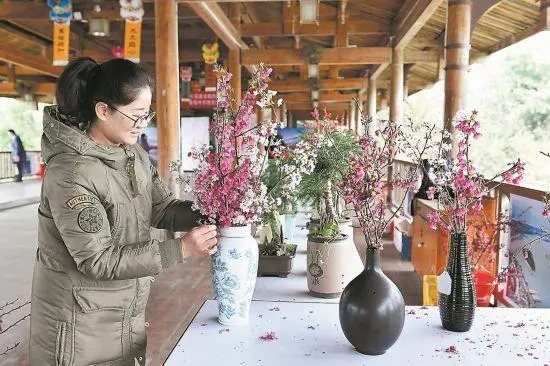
(166, 300), (550, 366)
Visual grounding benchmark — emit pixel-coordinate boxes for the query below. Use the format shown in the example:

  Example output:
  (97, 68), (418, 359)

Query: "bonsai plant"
(298, 108), (363, 298)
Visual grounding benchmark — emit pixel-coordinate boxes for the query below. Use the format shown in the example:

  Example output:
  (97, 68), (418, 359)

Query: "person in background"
(8, 129), (26, 182)
(139, 133), (150, 153)
(410, 159), (436, 216)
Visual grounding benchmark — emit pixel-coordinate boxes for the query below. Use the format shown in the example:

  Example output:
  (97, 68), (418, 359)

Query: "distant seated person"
(411, 159), (437, 216)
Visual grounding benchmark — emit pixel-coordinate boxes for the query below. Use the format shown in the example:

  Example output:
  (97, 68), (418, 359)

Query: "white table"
(166, 300), (550, 365)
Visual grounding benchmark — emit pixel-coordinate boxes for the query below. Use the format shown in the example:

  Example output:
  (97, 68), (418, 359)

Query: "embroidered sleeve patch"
(67, 195), (98, 209)
(77, 206), (104, 233)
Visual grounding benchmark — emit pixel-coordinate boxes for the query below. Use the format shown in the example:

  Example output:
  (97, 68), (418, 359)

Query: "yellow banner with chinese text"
(124, 20), (142, 63)
(53, 23), (70, 66)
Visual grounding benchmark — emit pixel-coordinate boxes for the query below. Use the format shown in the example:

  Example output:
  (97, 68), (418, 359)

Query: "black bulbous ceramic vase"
(339, 247), (405, 355)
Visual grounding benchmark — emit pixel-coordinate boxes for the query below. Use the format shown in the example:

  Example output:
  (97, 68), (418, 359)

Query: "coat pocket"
(55, 321), (73, 366)
(72, 282), (135, 364)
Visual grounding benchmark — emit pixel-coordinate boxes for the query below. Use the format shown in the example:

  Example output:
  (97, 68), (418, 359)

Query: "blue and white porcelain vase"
(211, 225), (259, 326)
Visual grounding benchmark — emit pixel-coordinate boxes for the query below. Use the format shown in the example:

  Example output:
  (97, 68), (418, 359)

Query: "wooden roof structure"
(0, 0), (548, 117)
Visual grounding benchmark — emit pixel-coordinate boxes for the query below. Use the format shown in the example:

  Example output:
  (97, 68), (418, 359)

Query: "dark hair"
(55, 57), (153, 128)
(8, 129), (15, 134)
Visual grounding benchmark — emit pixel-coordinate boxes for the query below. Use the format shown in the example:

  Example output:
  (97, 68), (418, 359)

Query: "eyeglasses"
(110, 106), (156, 127)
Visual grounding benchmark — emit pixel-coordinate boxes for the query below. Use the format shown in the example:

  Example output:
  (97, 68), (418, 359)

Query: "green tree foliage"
(405, 32), (550, 190)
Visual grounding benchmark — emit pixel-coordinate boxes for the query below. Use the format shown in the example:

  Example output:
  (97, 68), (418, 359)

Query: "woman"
(30, 57), (217, 365)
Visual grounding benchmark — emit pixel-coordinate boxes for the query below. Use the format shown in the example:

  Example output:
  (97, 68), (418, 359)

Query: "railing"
(0, 150), (42, 181)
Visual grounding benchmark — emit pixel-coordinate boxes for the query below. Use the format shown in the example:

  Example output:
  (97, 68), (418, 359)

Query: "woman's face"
(93, 87), (152, 146)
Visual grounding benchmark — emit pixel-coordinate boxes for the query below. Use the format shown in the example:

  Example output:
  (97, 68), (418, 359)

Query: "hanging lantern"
(47, 0), (72, 66)
(120, 0), (144, 63)
(180, 66), (193, 101)
(202, 43), (219, 92)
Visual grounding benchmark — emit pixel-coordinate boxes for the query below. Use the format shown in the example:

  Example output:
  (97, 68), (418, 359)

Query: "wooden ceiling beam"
(242, 47), (392, 66)
(393, 0), (445, 50)
(241, 20), (390, 37)
(7, 20), (80, 52)
(186, 2), (247, 50)
(0, 82), (17, 96)
(334, 0), (348, 48)
(0, 81), (56, 96)
(0, 43), (61, 77)
(286, 101), (350, 111)
(242, 3), (264, 49)
(270, 78), (367, 92)
(283, 91), (353, 103)
(404, 50), (439, 63)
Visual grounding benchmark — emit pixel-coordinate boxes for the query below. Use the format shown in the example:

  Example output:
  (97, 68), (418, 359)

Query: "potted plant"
(256, 139), (319, 277)
(338, 106), (437, 355)
(425, 110), (524, 332)
(177, 64), (283, 326)
(298, 108), (363, 298)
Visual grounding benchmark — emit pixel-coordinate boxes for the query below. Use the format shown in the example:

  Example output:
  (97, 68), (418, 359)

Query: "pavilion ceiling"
(0, 0), (546, 113)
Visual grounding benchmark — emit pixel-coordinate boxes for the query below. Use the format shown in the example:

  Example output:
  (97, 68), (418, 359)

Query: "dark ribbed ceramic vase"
(439, 233), (476, 332)
(339, 247), (405, 355)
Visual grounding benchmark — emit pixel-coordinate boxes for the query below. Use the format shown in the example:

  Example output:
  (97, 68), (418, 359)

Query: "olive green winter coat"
(30, 106), (202, 365)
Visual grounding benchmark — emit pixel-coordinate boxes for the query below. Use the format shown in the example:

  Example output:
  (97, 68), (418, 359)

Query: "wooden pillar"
(390, 47), (404, 125)
(355, 92), (364, 135)
(367, 77), (377, 134)
(444, 0), (472, 156)
(349, 102), (355, 131)
(403, 67), (410, 101)
(380, 89), (388, 110)
(155, 0), (179, 181)
(288, 111), (294, 127)
(230, 4), (242, 107)
(541, 0), (549, 30)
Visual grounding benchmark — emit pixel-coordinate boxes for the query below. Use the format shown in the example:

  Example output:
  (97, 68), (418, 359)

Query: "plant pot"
(257, 244), (297, 278)
(473, 269), (496, 307)
(339, 248), (405, 355)
(212, 225), (259, 326)
(439, 233), (476, 332)
(284, 214), (297, 241)
(306, 234), (363, 298)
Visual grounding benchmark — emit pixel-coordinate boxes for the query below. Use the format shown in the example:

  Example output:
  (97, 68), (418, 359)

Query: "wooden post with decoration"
(47, 0), (72, 66)
(390, 47), (404, 125)
(155, 0), (180, 181)
(367, 77), (377, 134)
(230, 3), (242, 107)
(444, 0), (472, 156)
(121, 0), (144, 63)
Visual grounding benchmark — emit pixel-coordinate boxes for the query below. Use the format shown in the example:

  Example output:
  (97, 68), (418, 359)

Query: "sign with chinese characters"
(123, 20), (142, 63)
(53, 23), (70, 66)
(47, 0), (72, 66)
(188, 92), (217, 109)
(120, 0), (144, 63)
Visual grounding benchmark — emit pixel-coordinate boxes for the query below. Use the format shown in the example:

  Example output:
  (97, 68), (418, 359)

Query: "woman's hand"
(180, 225), (218, 258)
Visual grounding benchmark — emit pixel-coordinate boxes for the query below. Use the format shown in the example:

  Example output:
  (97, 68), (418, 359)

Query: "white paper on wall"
(181, 117), (210, 171)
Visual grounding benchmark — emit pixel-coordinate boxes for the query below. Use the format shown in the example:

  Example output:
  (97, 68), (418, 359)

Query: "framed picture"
(499, 194), (550, 308)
